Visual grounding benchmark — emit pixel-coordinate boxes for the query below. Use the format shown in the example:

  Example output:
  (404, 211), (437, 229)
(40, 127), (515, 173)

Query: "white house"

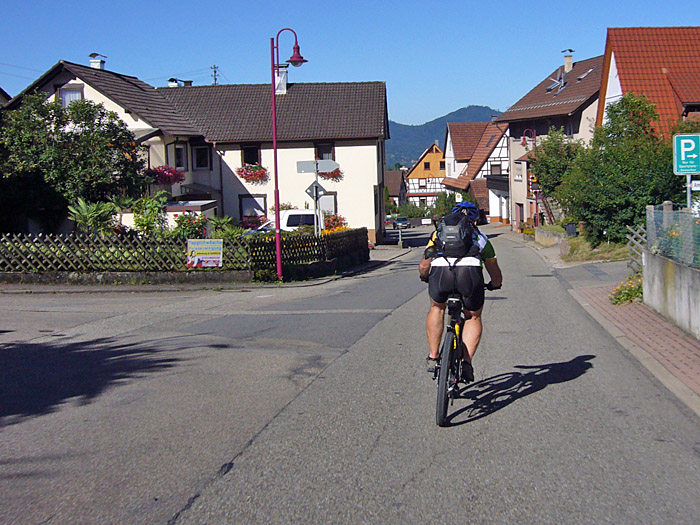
(442, 122), (509, 223)
(7, 58), (390, 242)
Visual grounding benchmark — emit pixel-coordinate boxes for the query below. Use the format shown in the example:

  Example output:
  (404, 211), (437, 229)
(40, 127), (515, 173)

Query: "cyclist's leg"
(456, 265), (485, 361)
(426, 300), (446, 359)
(426, 266), (451, 360)
(462, 307), (483, 361)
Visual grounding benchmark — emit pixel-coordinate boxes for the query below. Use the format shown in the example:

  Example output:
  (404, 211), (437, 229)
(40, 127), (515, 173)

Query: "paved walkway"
(497, 225), (700, 419)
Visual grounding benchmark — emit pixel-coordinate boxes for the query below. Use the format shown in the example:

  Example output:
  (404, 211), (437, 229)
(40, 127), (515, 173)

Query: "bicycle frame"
(435, 293), (466, 426)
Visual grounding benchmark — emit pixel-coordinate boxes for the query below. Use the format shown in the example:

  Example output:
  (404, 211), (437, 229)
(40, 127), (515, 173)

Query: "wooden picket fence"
(0, 228), (368, 274)
(626, 224), (646, 272)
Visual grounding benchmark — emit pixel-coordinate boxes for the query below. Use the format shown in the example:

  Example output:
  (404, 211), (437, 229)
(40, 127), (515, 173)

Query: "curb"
(569, 289), (700, 420)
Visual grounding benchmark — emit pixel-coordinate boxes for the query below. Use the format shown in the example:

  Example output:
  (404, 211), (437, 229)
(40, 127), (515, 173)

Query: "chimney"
(182, 80), (193, 87)
(564, 53), (573, 74)
(88, 52), (106, 70)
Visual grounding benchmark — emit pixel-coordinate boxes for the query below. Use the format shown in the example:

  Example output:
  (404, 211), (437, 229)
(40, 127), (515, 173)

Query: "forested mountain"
(386, 105), (502, 168)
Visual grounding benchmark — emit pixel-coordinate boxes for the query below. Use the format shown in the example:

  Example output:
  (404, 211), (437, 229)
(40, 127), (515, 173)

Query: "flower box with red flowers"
(235, 163), (269, 184)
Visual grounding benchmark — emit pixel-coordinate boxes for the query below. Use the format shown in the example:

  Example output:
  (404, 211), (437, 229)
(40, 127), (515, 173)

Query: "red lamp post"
(270, 28), (307, 281)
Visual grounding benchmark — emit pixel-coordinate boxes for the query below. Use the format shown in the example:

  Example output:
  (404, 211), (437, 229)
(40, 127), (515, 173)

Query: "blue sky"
(2, 0), (699, 124)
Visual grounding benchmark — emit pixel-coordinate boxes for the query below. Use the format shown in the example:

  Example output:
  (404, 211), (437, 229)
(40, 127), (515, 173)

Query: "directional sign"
(316, 160), (339, 172)
(297, 160), (318, 173)
(305, 181), (326, 199)
(673, 134), (700, 174)
(296, 160), (340, 174)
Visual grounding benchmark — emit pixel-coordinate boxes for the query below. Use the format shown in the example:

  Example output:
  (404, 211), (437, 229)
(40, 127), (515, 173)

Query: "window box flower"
(236, 163), (269, 185)
(145, 165), (186, 185)
(318, 167), (343, 182)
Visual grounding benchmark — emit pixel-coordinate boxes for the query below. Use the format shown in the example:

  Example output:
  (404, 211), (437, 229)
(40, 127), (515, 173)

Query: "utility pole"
(211, 65), (219, 86)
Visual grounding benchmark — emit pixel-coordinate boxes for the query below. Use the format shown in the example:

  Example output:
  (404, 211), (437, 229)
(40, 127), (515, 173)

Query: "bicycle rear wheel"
(436, 331), (454, 427)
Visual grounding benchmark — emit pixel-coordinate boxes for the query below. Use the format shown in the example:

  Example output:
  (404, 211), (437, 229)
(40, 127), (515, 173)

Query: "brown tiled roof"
(469, 179), (489, 212)
(0, 86), (10, 104)
(385, 170), (405, 197)
(597, 27), (700, 134)
(447, 122), (489, 160)
(442, 122), (508, 191)
(159, 82), (388, 142)
(5, 61), (200, 136)
(496, 55), (603, 123)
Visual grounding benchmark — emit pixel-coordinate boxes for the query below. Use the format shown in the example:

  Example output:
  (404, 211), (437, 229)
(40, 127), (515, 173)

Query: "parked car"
(242, 209), (323, 235)
(392, 217), (411, 229)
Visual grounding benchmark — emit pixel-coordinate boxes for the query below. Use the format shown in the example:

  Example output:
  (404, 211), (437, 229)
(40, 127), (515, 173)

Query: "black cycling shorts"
(428, 265), (485, 311)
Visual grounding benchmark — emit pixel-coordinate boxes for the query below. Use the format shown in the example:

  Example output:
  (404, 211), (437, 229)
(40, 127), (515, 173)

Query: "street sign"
(305, 181), (326, 199)
(297, 160), (317, 173)
(316, 160), (339, 172)
(673, 134), (700, 174)
(692, 180), (700, 191)
(296, 160), (340, 174)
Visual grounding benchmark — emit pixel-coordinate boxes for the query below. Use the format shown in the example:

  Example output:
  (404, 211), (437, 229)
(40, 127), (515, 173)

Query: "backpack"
(434, 212), (481, 258)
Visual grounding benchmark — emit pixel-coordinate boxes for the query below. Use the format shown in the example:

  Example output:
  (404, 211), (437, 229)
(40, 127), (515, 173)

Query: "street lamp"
(271, 28), (307, 281)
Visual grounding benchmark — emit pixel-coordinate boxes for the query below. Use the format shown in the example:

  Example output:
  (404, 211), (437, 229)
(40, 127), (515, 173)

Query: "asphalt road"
(2, 225), (700, 524)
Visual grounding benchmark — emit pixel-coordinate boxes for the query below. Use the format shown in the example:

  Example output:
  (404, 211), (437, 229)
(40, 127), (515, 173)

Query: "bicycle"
(433, 283), (498, 427)
(433, 293), (467, 427)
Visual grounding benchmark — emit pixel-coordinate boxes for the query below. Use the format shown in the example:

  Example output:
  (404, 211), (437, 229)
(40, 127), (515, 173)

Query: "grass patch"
(539, 224), (565, 233)
(561, 236), (629, 263)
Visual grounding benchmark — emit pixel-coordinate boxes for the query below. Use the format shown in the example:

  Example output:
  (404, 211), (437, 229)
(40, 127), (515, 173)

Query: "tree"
(0, 93), (149, 230)
(527, 127), (583, 198)
(559, 93), (685, 244)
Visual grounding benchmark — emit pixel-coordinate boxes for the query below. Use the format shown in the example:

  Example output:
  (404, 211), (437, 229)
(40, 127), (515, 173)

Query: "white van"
(245, 209), (323, 234)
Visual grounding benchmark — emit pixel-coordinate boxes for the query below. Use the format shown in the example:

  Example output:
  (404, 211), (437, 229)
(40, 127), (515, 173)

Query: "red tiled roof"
(447, 122), (489, 160)
(496, 55), (603, 123)
(442, 122), (508, 191)
(469, 179), (489, 212)
(598, 27), (700, 134)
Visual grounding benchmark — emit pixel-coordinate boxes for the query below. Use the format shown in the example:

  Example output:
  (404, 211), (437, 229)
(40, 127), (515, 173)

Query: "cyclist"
(418, 201), (502, 383)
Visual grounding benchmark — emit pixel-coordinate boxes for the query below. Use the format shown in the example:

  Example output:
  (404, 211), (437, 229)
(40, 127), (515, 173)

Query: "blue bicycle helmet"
(452, 201), (480, 222)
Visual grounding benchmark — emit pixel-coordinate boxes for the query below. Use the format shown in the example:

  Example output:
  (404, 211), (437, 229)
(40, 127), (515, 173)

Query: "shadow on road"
(0, 337), (179, 426)
(447, 355), (595, 426)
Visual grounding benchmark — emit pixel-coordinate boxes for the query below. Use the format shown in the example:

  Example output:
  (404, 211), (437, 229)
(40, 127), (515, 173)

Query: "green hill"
(386, 105), (502, 168)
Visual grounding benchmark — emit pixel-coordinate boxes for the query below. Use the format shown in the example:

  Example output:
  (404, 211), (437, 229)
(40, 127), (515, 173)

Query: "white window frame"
(59, 86), (83, 107)
(192, 145), (210, 170)
(174, 144), (188, 171)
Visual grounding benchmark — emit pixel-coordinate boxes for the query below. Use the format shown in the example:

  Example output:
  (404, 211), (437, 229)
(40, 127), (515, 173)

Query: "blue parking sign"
(673, 134), (700, 174)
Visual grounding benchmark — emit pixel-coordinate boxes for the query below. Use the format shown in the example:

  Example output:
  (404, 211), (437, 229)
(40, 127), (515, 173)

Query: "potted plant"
(236, 163), (269, 184)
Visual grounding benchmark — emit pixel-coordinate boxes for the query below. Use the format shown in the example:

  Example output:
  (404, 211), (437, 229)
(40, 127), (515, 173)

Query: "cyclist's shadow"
(447, 355), (595, 426)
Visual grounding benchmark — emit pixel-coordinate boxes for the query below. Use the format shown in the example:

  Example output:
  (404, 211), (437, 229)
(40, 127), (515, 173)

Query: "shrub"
(173, 212), (208, 239)
(609, 271), (643, 305)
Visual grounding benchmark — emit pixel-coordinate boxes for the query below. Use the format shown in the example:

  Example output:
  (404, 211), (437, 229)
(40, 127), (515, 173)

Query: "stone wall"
(643, 250), (700, 341)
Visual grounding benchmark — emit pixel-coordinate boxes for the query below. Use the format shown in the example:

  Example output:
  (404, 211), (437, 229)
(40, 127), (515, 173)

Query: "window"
(315, 142), (334, 160)
(419, 178), (427, 188)
(193, 145), (210, 170)
(491, 164), (502, 175)
(242, 145), (260, 165)
(423, 161), (430, 170)
(59, 87), (82, 107)
(420, 197), (427, 206)
(239, 195), (266, 219)
(174, 144), (188, 170)
(440, 161), (445, 170)
(515, 162), (523, 181)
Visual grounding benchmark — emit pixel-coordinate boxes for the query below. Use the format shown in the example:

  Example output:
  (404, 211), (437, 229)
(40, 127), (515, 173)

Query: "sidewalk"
(497, 225), (700, 419)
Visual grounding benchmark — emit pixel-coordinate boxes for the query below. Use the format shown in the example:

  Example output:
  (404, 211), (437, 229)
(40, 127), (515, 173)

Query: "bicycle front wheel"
(436, 331), (455, 427)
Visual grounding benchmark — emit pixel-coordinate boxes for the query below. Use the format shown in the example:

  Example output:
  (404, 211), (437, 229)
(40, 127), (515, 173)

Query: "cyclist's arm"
(484, 257), (502, 289)
(419, 231), (438, 282)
